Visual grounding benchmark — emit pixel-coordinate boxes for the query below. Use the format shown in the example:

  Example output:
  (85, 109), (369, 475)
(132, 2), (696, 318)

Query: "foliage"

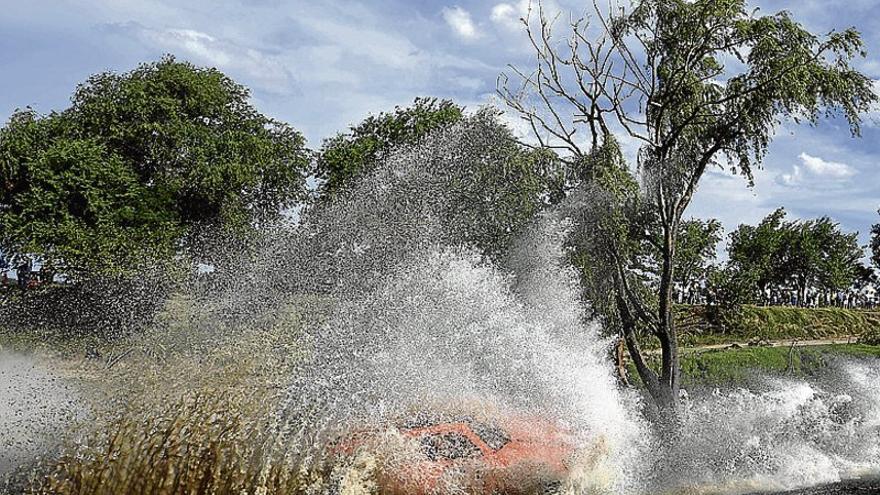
(661, 218), (723, 289)
(568, 138), (653, 336)
(727, 208), (788, 297)
(315, 97), (464, 197)
(314, 104), (565, 260)
(728, 209), (863, 301)
(790, 217), (863, 293)
(853, 263), (878, 290)
(702, 265), (756, 326)
(430, 109), (566, 258)
(501, 0), (876, 410)
(0, 56), (309, 276)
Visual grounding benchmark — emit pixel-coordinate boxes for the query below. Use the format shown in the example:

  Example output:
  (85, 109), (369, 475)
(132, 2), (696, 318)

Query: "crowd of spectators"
(674, 282), (878, 309)
(0, 261), (55, 290)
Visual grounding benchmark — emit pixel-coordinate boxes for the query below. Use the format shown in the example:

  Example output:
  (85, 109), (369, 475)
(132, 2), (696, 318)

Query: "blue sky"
(2, 0), (880, 252)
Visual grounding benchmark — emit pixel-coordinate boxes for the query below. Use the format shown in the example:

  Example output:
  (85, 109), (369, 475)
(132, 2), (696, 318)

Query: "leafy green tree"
(781, 217), (863, 299)
(567, 137), (653, 342)
(664, 218), (722, 291)
(315, 100), (565, 258)
(727, 208), (789, 300)
(853, 263), (877, 290)
(0, 57), (309, 277)
(316, 98), (464, 197)
(419, 108), (565, 258)
(729, 209), (863, 301)
(1, 134), (179, 275)
(501, 0), (875, 412)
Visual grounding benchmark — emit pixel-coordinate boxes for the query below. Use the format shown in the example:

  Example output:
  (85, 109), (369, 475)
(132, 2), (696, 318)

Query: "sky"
(2, 0), (880, 254)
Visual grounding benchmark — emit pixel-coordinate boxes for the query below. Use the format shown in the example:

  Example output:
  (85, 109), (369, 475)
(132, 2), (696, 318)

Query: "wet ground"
(763, 478), (880, 494)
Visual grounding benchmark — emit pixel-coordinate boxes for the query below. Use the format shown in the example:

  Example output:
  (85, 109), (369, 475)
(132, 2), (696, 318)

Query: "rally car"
(329, 411), (589, 494)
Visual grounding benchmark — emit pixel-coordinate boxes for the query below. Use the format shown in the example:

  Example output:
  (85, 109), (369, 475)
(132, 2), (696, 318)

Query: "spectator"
(16, 262), (30, 289)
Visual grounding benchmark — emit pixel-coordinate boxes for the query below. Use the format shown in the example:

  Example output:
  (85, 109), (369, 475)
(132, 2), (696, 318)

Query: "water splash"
(646, 360), (880, 493)
(0, 353), (81, 477)
(2, 118), (880, 494)
(264, 118), (650, 492)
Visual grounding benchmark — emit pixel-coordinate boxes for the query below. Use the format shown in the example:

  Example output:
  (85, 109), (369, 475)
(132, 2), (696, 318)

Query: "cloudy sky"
(2, 0), (880, 251)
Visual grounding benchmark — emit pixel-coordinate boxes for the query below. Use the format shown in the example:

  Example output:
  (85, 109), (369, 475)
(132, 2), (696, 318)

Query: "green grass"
(630, 343), (880, 388)
(674, 305), (880, 348)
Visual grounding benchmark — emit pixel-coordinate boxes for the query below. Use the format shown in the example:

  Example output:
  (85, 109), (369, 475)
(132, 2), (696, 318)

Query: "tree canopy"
(727, 208), (789, 295)
(315, 97), (464, 198)
(728, 208), (863, 301)
(663, 218), (723, 290)
(0, 57), (309, 276)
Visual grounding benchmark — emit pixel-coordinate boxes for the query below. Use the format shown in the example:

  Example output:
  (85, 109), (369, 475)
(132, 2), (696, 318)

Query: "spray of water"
(2, 116), (880, 494)
(0, 353), (82, 477)
(236, 115), (653, 493)
(647, 360), (880, 493)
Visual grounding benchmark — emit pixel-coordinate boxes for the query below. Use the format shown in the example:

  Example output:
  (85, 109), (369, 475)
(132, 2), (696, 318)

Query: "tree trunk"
(611, 222), (681, 416)
(615, 292), (663, 402)
(656, 222), (681, 412)
(614, 337), (630, 387)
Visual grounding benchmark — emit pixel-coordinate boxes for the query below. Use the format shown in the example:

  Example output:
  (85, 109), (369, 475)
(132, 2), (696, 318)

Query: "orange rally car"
(330, 412), (579, 494)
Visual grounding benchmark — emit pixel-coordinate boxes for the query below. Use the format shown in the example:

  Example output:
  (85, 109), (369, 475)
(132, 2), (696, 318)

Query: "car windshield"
(400, 413), (512, 451)
(419, 432), (481, 460)
(468, 421), (510, 451)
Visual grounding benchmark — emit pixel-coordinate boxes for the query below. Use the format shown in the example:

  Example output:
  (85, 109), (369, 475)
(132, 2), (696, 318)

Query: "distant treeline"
(673, 208), (877, 309)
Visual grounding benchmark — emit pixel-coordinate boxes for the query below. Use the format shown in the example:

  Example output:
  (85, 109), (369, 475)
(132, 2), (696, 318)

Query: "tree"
(853, 263), (877, 290)
(315, 101), (566, 258)
(315, 98), (464, 198)
(500, 0), (875, 413)
(0, 57), (309, 277)
(727, 208), (789, 301)
(729, 209), (863, 303)
(782, 217), (862, 299)
(665, 218), (722, 292)
(283, 108), (568, 300)
(871, 209), (880, 270)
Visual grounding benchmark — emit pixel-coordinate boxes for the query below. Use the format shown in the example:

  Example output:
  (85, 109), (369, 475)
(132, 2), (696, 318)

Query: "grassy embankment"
(675, 304), (880, 347)
(633, 305), (880, 387)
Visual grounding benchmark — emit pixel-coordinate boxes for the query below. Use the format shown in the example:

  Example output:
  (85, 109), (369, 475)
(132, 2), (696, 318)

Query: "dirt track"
(646, 336), (861, 355)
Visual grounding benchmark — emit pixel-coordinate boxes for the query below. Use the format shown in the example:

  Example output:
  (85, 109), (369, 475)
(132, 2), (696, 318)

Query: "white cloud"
(779, 152), (855, 185)
(119, 23), (295, 94)
(294, 15), (424, 70)
(449, 75), (483, 90)
(798, 153), (856, 179)
(491, 0), (563, 31)
(490, 3), (521, 30)
(798, 152), (855, 178)
(442, 6), (481, 41)
(778, 166), (802, 186)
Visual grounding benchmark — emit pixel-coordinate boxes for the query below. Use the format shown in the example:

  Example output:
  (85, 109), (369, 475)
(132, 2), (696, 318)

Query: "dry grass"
(9, 293), (345, 495)
(30, 392), (333, 495)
